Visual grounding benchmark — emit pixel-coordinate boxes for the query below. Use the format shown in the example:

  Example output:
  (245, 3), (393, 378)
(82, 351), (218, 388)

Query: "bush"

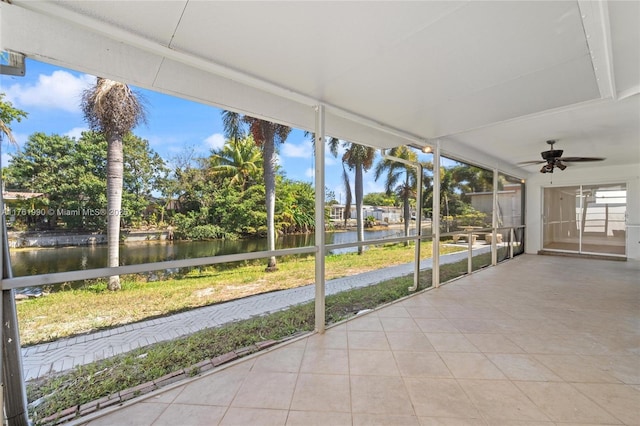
(184, 225), (229, 240)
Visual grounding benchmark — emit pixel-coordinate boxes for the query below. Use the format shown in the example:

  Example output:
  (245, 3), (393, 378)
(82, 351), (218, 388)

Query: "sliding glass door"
(543, 184), (626, 257)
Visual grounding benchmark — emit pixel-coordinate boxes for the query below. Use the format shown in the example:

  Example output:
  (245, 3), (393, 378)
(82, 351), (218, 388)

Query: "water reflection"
(10, 228), (418, 276)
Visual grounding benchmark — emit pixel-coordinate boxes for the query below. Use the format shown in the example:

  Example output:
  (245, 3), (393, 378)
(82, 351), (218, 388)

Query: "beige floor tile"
(534, 354), (622, 383)
(414, 318), (460, 333)
(509, 333), (614, 356)
(486, 354), (562, 382)
(572, 383), (640, 425)
(457, 379), (550, 422)
(349, 349), (400, 376)
(436, 307), (498, 320)
(463, 333), (524, 353)
(514, 381), (621, 424)
(346, 314), (384, 331)
(151, 403), (226, 426)
(439, 352), (506, 380)
(447, 319), (502, 334)
(404, 306), (445, 319)
(347, 331), (390, 350)
(353, 413), (421, 425)
(142, 385), (185, 404)
(584, 355), (640, 385)
(381, 316), (422, 332)
(425, 333), (479, 352)
(86, 402), (167, 426)
(173, 365), (250, 406)
(305, 327), (347, 350)
(219, 407), (288, 425)
(290, 373), (351, 412)
(400, 294), (435, 308)
(350, 375), (414, 415)
(231, 371), (297, 409)
(251, 346), (304, 373)
(418, 417), (487, 425)
(404, 377), (481, 419)
(393, 351), (452, 378)
(386, 332), (436, 352)
(300, 347), (349, 375)
(286, 410), (352, 425)
(589, 331), (640, 355)
(377, 306), (412, 318)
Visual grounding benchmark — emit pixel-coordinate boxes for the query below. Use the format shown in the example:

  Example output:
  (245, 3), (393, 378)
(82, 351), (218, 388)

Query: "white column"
(432, 140), (441, 288)
(492, 168), (498, 266)
(314, 105), (326, 333)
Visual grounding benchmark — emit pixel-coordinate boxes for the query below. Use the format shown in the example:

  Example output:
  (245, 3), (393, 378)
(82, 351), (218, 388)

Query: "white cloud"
(65, 127), (88, 140)
(281, 140), (313, 159)
(204, 133), (225, 151)
(305, 168), (315, 178)
(5, 70), (94, 113)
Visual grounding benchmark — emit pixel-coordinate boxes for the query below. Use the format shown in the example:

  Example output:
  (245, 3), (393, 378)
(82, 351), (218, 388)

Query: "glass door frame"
(542, 182), (627, 258)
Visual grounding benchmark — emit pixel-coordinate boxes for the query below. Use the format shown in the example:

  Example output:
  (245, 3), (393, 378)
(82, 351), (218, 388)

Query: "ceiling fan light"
(556, 162), (567, 171)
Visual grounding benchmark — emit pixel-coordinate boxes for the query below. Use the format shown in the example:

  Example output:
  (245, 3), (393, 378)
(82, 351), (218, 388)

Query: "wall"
(525, 163), (640, 260)
(8, 230), (169, 248)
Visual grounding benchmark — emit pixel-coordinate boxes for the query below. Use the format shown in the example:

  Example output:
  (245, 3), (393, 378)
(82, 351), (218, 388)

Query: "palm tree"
(222, 111), (291, 271)
(374, 146), (418, 245)
(330, 140), (376, 254)
(210, 136), (262, 190)
(82, 78), (145, 291)
(1, 93), (28, 146)
(340, 163), (353, 228)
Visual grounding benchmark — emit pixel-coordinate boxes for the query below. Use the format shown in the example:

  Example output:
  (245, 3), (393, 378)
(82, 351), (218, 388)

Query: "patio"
(79, 254), (639, 426)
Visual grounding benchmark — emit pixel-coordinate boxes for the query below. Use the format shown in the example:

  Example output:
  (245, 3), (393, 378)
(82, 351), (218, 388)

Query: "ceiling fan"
(518, 140), (605, 173)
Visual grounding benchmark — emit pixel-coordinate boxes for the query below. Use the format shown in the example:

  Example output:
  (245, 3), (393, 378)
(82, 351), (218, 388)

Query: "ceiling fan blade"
(559, 157), (605, 162)
(517, 160), (546, 165)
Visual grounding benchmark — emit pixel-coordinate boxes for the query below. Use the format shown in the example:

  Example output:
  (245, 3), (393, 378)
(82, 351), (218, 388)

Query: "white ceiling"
(2, 0), (638, 177)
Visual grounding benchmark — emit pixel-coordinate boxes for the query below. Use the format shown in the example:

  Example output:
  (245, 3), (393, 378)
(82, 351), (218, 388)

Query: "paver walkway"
(21, 246), (491, 380)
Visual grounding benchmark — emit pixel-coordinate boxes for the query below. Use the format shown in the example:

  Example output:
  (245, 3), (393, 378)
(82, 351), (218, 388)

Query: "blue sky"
(2, 59), (389, 199)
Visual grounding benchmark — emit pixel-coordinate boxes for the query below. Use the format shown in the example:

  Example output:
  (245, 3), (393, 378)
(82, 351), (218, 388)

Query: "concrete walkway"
(22, 246), (491, 381)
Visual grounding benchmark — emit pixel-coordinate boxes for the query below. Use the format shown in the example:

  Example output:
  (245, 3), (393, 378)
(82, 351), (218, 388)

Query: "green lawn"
(17, 241), (464, 345)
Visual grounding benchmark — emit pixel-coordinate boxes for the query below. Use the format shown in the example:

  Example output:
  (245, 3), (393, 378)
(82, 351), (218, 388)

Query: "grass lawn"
(17, 241), (464, 345)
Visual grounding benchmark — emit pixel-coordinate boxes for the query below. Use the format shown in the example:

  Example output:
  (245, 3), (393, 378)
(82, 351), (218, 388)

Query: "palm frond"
(81, 78), (146, 137)
(0, 118), (17, 146)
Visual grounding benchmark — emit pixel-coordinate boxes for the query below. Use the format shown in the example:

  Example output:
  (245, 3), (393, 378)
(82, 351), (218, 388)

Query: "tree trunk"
(107, 135), (124, 290)
(263, 134), (278, 271)
(403, 190), (411, 247)
(355, 164), (365, 255)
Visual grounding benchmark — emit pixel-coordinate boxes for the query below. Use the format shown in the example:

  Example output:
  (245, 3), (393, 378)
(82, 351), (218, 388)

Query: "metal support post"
(411, 163), (423, 291)
(509, 227), (515, 259)
(467, 235), (473, 274)
(314, 105), (326, 333)
(432, 140), (441, 288)
(1, 188), (29, 426)
(491, 169), (498, 266)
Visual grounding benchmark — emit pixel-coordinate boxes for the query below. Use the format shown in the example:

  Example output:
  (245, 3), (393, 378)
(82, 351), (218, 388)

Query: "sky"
(1, 58), (389, 200)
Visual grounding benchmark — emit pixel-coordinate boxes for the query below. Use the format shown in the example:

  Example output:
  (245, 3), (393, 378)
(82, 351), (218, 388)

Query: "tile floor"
(81, 255), (640, 425)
